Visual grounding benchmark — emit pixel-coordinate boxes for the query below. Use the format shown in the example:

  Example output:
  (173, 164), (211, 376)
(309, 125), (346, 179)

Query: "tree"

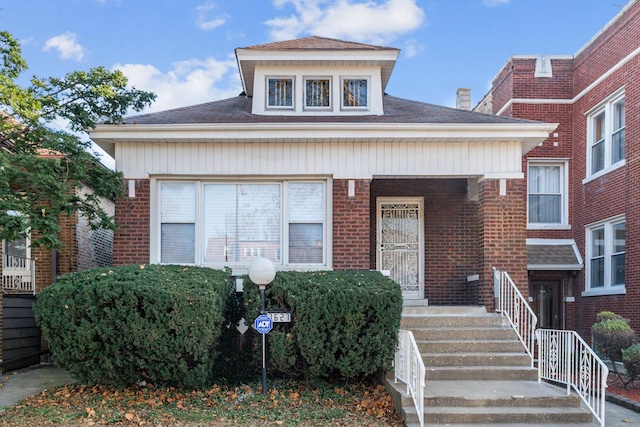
(0, 31), (156, 249)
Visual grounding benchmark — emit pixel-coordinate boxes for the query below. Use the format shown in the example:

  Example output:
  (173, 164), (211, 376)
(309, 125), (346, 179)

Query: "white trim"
(583, 214), (626, 295)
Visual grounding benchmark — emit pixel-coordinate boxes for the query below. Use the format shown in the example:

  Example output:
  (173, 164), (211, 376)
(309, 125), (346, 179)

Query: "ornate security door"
(377, 197), (424, 300)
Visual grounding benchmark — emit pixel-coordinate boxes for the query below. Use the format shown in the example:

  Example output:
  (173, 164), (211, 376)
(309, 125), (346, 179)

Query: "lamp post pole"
(248, 258), (276, 396)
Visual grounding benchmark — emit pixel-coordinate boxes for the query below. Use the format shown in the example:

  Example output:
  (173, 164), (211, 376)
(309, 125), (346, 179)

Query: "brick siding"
(113, 179), (150, 265)
(487, 0), (640, 340)
(332, 179), (372, 270)
(370, 179), (482, 305)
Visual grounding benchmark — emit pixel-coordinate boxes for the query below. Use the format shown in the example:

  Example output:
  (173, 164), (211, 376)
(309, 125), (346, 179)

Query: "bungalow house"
(0, 139), (115, 370)
(89, 36), (556, 309)
(476, 0), (640, 342)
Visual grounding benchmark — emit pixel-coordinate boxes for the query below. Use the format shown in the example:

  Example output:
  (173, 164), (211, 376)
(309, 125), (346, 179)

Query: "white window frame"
(152, 178), (330, 271)
(584, 89), (625, 182)
(266, 76), (295, 110)
(303, 76), (331, 110)
(341, 76), (370, 110)
(582, 215), (626, 296)
(527, 160), (569, 230)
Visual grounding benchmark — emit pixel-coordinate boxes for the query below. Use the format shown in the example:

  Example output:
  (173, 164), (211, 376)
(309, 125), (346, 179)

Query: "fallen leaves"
(0, 378), (403, 427)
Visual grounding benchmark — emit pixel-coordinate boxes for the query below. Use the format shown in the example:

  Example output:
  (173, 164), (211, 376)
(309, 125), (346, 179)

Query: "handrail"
(2, 254), (36, 295)
(537, 329), (608, 427)
(394, 329), (425, 427)
(493, 268), (537, 366)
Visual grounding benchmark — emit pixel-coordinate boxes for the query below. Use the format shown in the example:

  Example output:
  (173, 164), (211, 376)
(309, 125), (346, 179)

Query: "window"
(160, 182), (196, 264)
(527, 162), (567, 227)
(342, 78), (368, 108)
(584, 217), (625, 295)
(158, 180), (327, 267)
(267, 77), (294, 109)
(304, 78), (330, 109)
(588, 93), (625, 177)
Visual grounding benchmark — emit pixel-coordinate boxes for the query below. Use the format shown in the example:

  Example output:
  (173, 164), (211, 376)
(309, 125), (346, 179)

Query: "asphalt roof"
(237, 36), (396, 52)
(121, 94), (541, 126)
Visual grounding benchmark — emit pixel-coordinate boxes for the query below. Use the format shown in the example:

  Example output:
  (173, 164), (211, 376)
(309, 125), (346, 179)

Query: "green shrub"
(591, 311), (635, 362)
(244, 270), (403, 379)
(622, 344), (640, 383)
(34, 264), (231, 389)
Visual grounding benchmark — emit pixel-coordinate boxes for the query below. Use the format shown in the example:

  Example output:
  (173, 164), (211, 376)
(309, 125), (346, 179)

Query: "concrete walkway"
(0, 364), (638, 425)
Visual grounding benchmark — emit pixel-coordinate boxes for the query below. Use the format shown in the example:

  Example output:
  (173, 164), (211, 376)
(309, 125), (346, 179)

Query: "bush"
(591, 311), (635, 363)
(622, 344), (640, 383)
(243, 270), (403, 379)
(34, 264), (231, 389)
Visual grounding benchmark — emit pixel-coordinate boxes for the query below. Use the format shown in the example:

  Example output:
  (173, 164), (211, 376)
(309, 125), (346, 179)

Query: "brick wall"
(332, 179), (371, 270)
(113, 179), (151, 265)
(486, 0), (640, 340)
(370, 179), (481, 305)
(478, 178), (528, 309)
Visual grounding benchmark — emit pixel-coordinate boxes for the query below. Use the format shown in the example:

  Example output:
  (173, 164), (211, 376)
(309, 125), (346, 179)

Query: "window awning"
(527, 239), (583, 271)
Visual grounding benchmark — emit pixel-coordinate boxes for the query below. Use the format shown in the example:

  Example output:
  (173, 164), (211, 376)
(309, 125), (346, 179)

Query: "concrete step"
(412, 327), (518, 341)
(425, 366), (538, 381)
(401, 314), (507, 329)
(401, 305), (487, 316)
(423, 352), (532, 367)
(405, 406), (593, 425)
(420, 339), (524, 353)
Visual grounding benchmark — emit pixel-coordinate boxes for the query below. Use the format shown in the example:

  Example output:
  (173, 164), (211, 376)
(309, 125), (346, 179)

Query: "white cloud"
(403, 38), (424, 59)
(113, 56), (242, 114)
(482, 0), (510, 6)
(43, 32), (85, 62)
(266, 0), (425, 45)
(196, 2), (228, 30)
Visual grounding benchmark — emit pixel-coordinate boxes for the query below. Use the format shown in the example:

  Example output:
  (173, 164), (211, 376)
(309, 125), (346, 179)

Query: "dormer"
(234, 36), (400, 116)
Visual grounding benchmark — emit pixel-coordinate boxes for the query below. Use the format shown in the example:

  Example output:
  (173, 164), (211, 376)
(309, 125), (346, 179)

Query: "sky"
(1, 0), (631, 166)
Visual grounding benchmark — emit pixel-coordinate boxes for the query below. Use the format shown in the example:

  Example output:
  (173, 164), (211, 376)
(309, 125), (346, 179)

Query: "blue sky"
(1, 0), (630, 163)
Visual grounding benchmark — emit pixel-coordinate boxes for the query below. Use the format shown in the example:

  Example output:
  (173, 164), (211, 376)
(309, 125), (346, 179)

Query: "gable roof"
(235, 36), (400, 96)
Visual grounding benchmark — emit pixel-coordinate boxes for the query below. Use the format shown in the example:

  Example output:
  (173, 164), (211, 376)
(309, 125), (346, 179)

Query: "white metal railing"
(2, 254), (36, 295)
(394, 329), (425, 427)
(494, 268), (537, 366)
(537, 329), (608, 427)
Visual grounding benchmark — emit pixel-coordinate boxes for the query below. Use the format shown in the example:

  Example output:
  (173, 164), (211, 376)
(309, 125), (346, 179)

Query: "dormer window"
(267, 77), (294, 109)
(304, 78), (331, 109)
(342, 78), (368, 109)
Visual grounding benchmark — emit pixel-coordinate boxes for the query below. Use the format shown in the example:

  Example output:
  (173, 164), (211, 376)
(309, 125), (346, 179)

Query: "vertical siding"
(117, 140), (524, 178)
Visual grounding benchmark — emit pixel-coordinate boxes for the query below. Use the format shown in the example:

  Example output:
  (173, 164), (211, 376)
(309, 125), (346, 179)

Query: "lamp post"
(248, 257), (276, 395)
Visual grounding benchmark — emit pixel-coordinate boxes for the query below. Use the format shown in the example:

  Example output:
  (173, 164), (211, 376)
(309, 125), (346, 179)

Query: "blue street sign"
(254, 314), (273, 334)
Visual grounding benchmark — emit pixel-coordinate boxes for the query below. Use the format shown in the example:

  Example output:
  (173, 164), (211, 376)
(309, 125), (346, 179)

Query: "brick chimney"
(456, 88), (471, 110)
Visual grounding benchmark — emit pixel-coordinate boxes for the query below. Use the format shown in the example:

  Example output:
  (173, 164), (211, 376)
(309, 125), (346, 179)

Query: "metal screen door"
(377, 197), (424, 300)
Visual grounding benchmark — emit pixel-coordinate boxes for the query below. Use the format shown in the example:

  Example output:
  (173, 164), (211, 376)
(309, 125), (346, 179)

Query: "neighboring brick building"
(91, 36), (554, 312)
(476, 0), (640, 340)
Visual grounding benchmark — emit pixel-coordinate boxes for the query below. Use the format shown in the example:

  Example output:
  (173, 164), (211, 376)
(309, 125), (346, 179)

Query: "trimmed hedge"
(592, 311), (636, 362)
(243, 270), (402, 379)
(34, 264), (231, 389)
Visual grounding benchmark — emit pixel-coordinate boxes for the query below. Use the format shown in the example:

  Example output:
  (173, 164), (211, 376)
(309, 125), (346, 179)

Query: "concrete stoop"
(385, 306), (595, 426)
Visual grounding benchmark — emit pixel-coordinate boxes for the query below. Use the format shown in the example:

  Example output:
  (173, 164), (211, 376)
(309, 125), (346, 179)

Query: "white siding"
(117, 140), (524, 179)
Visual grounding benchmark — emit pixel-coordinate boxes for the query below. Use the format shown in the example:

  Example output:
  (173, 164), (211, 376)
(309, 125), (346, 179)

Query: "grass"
(0, 377), (403, 426)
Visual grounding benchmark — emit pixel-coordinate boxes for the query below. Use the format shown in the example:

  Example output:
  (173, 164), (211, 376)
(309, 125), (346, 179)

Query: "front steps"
(385, 306), (595, 426)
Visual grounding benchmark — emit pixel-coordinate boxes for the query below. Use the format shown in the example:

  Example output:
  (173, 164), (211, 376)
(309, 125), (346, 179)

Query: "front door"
(377, 197), (424, 300)
(531, 280), (561, 329)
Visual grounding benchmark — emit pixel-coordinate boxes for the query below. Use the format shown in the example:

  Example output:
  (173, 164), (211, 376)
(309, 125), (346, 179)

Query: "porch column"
(478, 178), (528, 310)
(332, 179), (371, 270)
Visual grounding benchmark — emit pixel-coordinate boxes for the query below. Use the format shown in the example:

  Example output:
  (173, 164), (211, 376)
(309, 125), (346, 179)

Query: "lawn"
(0, 378), (404, 426)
